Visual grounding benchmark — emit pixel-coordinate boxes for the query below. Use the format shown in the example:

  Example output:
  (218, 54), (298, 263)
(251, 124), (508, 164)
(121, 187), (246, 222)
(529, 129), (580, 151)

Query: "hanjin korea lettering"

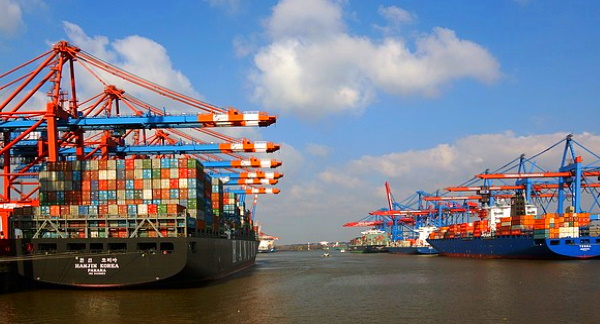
(75, 257), (120, 275)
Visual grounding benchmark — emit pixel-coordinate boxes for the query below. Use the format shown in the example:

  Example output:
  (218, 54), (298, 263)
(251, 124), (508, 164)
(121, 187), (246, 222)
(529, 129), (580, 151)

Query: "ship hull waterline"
(14, 236), (258, 288)
(427, 235), (600, 259)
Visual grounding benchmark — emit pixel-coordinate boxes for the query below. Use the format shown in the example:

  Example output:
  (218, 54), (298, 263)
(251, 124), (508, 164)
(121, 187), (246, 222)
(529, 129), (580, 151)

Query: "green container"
(142, 159), (152, 169)
(158, 204), (168, 214)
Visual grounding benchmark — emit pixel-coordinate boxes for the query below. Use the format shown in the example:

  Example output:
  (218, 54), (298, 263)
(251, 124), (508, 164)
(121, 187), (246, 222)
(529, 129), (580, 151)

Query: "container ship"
(0, 41), (282, 288)
(387, 226), (438, 255)
(9, 158), (259, 288)
(258, 231), (278, 253)
(348, 228), (390, 253)
(427, 194), (600, 259)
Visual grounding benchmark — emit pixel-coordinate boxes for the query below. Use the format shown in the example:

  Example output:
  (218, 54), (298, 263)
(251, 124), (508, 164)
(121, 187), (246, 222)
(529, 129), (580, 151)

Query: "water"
(1, 250), (599, 323)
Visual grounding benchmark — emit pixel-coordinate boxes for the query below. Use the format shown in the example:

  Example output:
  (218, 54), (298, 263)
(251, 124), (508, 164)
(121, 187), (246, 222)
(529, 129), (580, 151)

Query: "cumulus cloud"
(0, 0), (24, 36)
(62, 22), (202, 112)
(249, 0), (501, 119)
(379, 5), (416, 25)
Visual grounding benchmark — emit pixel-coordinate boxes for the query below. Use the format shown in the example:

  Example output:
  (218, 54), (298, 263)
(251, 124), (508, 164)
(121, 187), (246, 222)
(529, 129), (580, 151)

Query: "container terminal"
(345, 135), (600, 259)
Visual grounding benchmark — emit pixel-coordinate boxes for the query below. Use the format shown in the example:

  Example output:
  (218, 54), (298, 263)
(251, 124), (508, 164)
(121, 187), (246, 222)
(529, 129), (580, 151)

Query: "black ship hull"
(14, 236), (258, 288)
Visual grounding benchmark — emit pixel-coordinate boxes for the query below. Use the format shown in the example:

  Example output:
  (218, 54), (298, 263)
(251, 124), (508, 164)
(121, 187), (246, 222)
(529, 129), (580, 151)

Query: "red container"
(134, 179), (144, 190)
(125, 159), (135, 169)
(99, 180), (108, 190)
(148, 204), (158, 214)
(169, 179), (179, 189)
(50, 205), (61, 216)
(60, 205), (70, 215)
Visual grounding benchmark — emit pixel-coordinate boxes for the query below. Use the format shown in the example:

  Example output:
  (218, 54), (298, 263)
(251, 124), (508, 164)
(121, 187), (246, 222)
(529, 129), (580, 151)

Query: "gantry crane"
(443, 135), (600, 223)
(0, 41), (282, 237)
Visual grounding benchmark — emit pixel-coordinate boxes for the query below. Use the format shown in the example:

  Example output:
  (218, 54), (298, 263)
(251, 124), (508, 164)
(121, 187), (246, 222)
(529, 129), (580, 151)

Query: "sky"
(1, 0), (600, 244)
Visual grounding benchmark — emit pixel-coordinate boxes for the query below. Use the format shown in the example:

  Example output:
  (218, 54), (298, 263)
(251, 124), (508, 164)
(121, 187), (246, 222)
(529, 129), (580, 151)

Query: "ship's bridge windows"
(549, 240), (560, 246)
(67, 243), (86, 252)
(189, 242), (197, 253)
(90, 243), (104, 253)
(580, 239), (590, 244)
(38, 243), (58, 253)
(108, 243), (127, 253)
(137, 242), (157, 254)
(565, 240), (575, 245)
(160, 242), (174, 254)
(596, 239), (600, 244)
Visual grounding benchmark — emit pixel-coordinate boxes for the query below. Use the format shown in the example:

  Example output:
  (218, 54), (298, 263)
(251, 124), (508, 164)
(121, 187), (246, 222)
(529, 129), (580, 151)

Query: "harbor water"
(1, 250), (599, 323)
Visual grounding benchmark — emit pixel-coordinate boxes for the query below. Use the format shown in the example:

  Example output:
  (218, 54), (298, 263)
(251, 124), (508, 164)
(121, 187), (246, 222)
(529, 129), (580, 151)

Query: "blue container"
(188, 178), (197, 188)
(127, 205), (137, 215)
(40, 206), (50, 215)
(125, 180), (134, 190)
(116, 160), (125, 169)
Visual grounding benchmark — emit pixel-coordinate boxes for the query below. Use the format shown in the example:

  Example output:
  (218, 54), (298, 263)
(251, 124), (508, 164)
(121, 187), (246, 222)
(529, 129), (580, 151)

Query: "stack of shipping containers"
(11, 158), (247, 239)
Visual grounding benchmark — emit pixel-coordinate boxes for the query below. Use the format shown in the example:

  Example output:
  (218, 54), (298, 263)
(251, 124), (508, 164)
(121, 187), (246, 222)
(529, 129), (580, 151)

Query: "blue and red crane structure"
(347, 135), (600, 242)
(439, 135), (600, 226)
(0, 41), (282, 244)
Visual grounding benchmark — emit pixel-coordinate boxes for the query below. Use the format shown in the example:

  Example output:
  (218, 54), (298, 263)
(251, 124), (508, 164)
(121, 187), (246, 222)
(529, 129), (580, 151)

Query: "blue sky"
(1, 0), (600, 244)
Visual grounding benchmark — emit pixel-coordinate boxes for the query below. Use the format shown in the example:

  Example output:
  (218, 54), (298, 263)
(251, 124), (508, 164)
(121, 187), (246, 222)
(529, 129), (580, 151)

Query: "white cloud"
(0, 0), (24, 36)
(265, 0), (343, 41)
(62, 22), (202, 113)
(379, 6), (416, 25)
(249, 0), (501, 119)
